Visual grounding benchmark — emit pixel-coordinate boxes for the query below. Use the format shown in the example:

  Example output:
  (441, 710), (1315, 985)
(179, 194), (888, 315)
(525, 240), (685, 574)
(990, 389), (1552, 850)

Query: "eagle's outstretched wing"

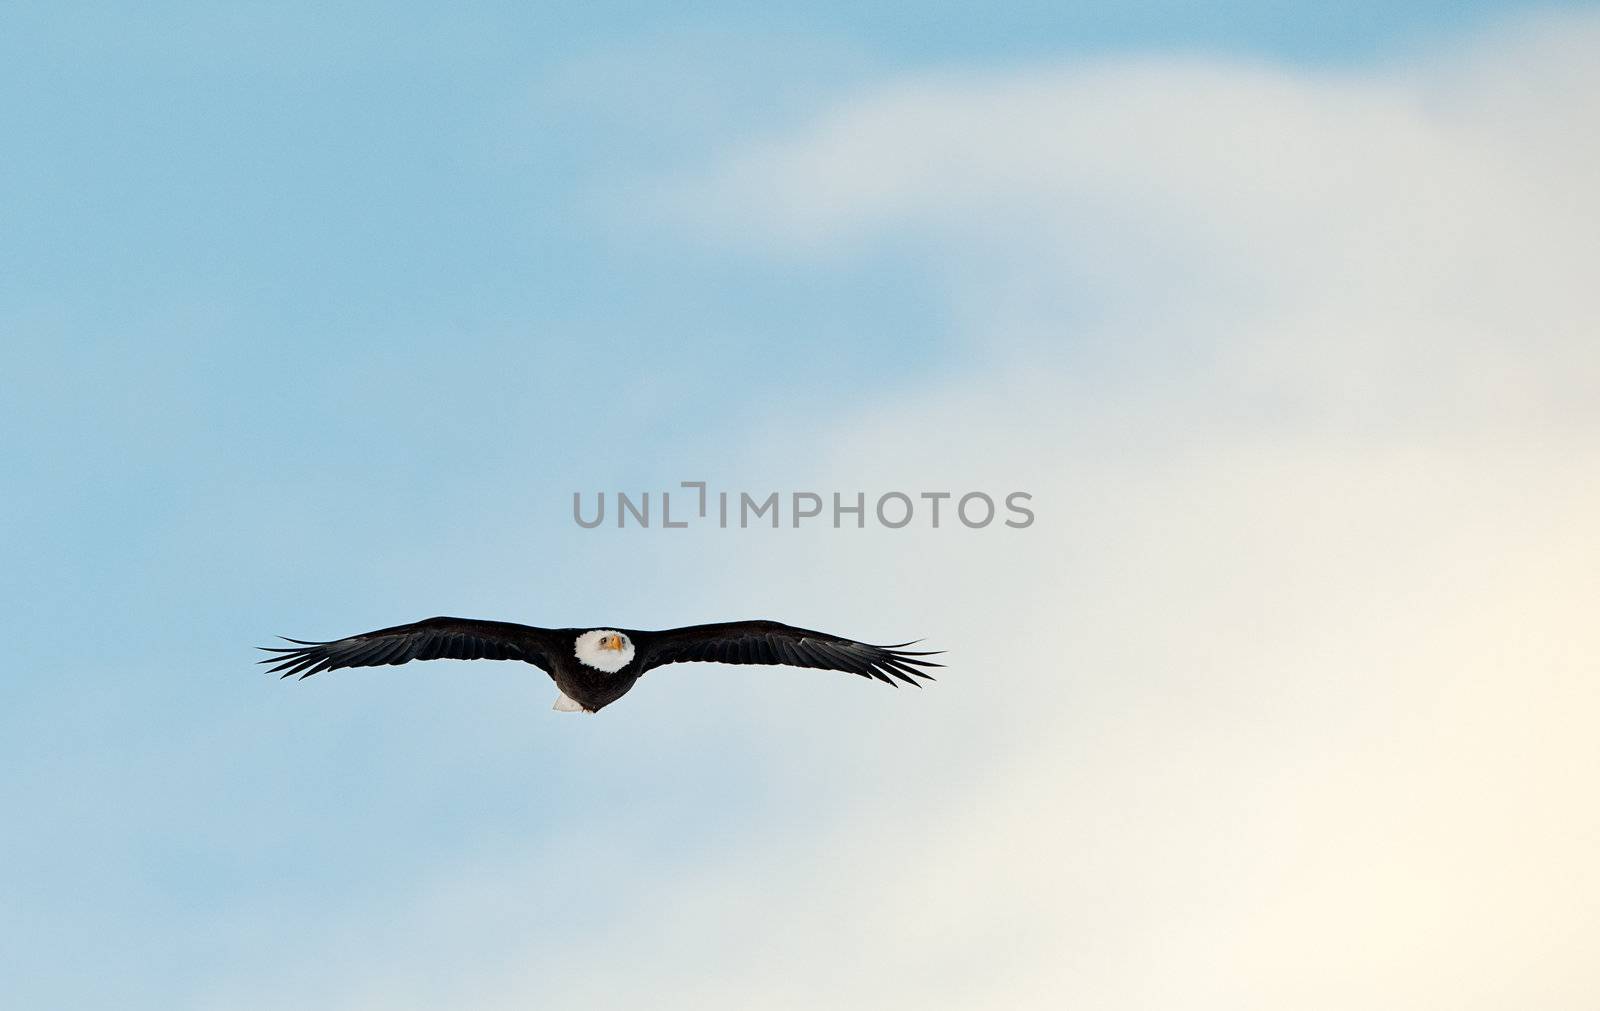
(258, 616), (557, 679)
(631, 620), (941, 686)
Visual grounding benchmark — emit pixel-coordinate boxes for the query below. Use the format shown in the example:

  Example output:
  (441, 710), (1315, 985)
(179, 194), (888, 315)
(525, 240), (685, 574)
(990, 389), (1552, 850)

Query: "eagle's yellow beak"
(601, 634), (623, 651)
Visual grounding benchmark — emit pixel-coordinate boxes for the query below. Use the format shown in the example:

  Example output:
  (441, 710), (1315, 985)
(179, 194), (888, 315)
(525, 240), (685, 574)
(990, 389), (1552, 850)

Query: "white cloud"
(203, 12), (1600, 1009)
(661, 10), (1599, 436)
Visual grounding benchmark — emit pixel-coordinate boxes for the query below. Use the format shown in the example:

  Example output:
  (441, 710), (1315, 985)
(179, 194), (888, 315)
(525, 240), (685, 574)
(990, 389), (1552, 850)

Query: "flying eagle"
(258, 617), (941, 713)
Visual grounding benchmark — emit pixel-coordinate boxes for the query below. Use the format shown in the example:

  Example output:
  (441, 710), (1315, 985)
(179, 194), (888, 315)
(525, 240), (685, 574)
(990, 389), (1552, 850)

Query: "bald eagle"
(258, 617), (941, 713)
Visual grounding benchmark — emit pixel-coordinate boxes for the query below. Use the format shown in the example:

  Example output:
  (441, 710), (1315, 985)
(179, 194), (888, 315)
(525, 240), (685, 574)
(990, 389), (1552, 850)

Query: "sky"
(2, 3), (1598, 1008)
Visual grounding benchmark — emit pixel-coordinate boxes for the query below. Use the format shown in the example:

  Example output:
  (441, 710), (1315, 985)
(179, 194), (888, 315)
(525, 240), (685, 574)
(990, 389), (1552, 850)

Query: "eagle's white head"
(574, 629), (634, 672)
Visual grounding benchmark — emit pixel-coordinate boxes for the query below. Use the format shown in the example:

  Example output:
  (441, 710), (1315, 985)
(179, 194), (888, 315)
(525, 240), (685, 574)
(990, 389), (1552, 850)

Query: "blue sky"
(4, 4), (1598, 1008)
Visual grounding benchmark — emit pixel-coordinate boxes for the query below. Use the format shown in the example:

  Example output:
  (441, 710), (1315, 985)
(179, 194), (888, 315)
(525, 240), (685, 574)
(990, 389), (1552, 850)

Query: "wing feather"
(632, 620), (941, 687)
(257, 616), (556, 680)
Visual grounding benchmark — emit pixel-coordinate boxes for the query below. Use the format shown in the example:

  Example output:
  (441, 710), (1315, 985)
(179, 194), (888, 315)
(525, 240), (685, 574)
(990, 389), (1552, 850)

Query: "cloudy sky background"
(3, 4), (1598, 1007)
